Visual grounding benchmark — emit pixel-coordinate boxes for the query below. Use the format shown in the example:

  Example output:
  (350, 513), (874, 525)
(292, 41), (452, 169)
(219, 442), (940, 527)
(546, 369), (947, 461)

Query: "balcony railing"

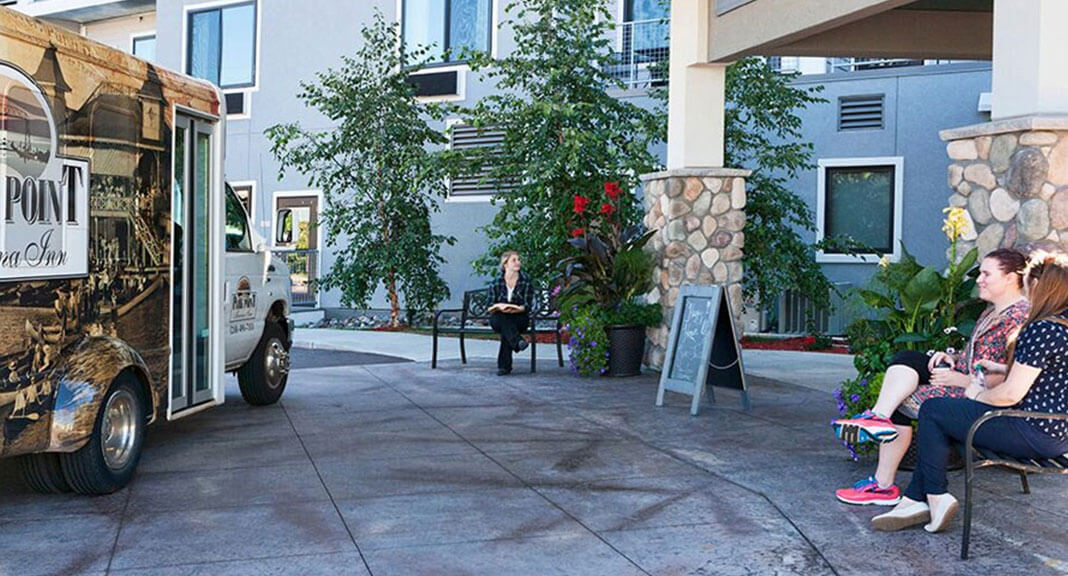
(827, 58), (960, 74)
(611, 18), (669, 89)
(273, 249), (319, 307)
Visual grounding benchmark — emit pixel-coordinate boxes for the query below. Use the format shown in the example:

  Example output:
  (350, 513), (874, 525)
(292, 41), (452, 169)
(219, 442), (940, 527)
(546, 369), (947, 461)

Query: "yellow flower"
(878, 255), (890, 268)
(942, 207), (970, 242)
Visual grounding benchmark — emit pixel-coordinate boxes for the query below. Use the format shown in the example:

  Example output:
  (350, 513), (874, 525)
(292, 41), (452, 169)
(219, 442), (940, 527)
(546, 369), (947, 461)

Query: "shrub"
(563, 307), (609, 377)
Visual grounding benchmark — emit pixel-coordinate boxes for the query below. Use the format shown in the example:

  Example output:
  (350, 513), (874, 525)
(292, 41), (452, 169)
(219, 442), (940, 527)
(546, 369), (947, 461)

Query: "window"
(625, 0), (669, 22)
(230, 182), (254, 216)
(131, 34), (156, 62)
(816, 157), (903, 263)
(402, 0), (491, 64)
(225, 184), (252, 252)
(187, 1), (257, 89)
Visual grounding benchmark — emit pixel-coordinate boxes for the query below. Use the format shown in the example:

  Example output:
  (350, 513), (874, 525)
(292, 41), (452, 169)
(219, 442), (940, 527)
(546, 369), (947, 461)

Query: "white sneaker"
(924, 494), (959, 533)
(871, 499), (931, 532)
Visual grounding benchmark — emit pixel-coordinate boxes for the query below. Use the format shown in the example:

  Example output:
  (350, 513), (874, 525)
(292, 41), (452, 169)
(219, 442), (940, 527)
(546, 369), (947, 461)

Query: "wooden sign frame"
(656, 284), (750, 415)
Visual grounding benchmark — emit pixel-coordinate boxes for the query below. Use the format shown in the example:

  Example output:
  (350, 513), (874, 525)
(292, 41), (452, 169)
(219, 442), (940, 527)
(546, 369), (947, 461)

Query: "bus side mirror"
(275, 209), (293, 245)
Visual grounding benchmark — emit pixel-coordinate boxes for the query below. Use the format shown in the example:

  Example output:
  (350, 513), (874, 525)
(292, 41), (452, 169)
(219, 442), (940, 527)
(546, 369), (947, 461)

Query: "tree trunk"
(387, 269), (400, 328)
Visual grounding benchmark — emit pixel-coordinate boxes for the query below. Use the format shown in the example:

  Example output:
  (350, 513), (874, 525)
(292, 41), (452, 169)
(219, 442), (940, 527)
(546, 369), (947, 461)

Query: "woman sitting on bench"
(489, 251), (534, 376)
(872, 250), (1068, 532)
(832, 248), (1029, 506)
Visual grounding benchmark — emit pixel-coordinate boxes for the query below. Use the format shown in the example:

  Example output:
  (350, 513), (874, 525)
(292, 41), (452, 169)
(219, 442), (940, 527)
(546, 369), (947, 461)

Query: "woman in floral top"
(832, 249), (1030, 506)
(873, 250), (1068, 533)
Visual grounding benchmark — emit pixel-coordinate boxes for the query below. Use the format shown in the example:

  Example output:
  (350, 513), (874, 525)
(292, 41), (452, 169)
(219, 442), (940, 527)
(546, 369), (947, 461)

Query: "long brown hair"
(1006, 251), (1068, 371)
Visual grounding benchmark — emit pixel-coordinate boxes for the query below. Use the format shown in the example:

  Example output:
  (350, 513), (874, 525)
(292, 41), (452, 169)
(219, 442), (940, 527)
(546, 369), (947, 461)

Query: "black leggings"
(489, 313), (529, 370)
(888, 350), (937, 426)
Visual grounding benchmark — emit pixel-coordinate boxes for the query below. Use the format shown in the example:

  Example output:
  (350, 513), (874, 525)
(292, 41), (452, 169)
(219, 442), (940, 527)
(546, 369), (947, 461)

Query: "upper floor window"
(625, 0), (668, 22)
(187, 1), (257, 89)
(402, 0), (491, 64)
(132, 34), (156, 62)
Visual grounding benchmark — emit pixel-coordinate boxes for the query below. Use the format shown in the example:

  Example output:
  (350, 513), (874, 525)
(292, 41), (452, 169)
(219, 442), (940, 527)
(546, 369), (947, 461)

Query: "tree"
(458, 0), (664, 283)
(266, 11), (454, 326)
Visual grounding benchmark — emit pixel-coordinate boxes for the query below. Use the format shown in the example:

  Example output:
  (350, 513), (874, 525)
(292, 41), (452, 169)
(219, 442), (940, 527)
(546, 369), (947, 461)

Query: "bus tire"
(238, 321), (289, 406)
(60, 374), (145, 495)
(17, 453), (71, 494)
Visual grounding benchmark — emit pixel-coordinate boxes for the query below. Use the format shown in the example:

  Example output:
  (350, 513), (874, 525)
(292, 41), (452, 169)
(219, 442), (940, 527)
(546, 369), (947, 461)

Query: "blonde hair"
(499, 251), (519, 274)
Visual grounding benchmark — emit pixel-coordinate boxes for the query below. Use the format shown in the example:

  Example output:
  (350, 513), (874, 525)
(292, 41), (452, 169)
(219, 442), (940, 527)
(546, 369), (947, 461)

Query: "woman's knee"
(917, 397), (954, 424)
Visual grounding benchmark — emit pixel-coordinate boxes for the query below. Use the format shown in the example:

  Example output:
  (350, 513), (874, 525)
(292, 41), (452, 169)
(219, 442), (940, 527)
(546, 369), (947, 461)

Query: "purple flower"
(860, 379), (868, 388)
(590, 341), (597, 347)
(850, 394), (860, 403)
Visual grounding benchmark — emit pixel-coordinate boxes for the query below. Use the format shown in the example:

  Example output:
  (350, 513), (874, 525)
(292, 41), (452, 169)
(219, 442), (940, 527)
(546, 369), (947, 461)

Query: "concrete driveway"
(1, 349), (1066, 575)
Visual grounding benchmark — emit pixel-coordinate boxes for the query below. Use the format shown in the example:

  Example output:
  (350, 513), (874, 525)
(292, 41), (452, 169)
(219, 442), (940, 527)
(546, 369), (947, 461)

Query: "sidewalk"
(2, 337), (1066, 574)
(292, 327), (858, 393)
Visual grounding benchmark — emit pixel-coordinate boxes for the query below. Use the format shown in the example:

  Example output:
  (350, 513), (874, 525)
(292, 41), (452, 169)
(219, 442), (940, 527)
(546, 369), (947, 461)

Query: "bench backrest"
(461, 287), (557, 325)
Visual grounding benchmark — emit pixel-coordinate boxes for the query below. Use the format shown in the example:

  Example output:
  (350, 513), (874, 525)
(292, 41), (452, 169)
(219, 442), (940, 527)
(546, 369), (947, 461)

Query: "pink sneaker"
(833, 410), (898, 444)
(836, 476), (902, 506)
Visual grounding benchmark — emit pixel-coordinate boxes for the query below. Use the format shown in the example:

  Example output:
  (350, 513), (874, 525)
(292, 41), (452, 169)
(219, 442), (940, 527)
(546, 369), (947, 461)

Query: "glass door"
(171, 113), (216, 412)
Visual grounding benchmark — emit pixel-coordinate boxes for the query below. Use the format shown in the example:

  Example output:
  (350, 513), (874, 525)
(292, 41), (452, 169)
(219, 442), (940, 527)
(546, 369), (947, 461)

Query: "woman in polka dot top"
(870, 250), (1068, 534)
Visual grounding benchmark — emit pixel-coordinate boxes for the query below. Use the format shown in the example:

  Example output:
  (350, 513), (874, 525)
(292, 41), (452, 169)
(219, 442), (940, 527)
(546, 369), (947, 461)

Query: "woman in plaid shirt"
(489, 251), (534, 375)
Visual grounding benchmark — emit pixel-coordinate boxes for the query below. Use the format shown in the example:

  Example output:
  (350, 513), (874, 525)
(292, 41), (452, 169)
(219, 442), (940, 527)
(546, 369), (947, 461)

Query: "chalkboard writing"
(656, 284), (749, 415)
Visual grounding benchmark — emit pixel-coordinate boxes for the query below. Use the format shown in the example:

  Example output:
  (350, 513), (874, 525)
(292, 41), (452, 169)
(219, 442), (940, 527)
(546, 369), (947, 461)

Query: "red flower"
(599, 202), (614, 215)
(573, 195), (590, 214)
(604, 182), (622, 200)
(571, 228), (585, 237)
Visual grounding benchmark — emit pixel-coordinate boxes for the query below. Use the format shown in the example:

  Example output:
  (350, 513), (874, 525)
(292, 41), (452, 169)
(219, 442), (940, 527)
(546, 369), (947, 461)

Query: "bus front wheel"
(238, 321), (290, 406)
(60, 374), (146, 495)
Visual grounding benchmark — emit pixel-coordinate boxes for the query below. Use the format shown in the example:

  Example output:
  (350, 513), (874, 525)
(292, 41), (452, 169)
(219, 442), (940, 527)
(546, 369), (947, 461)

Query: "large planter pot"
(605, 324), (646, 377)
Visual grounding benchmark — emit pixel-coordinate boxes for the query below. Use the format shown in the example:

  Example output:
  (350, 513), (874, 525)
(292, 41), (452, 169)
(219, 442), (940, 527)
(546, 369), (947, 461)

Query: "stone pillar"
(641, 168), (749, 370)
(942, 117), (1068, 256)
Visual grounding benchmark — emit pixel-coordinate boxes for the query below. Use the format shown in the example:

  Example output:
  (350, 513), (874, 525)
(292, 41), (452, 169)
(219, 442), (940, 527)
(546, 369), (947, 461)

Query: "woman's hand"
(930, 369), (971, 388)
(927, 351), (957, 372)
(974, 359), (1007, 375)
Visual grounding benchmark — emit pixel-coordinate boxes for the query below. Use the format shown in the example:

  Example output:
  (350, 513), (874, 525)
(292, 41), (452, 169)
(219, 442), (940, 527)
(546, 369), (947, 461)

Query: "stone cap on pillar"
(940, 115), (1068, 141)
(640, 168), (752, 182)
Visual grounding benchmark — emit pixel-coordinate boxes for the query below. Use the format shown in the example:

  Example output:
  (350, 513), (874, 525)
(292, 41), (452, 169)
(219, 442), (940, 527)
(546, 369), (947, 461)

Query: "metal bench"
(961, 409), (1068, 559)
(431, 287), (564, 372)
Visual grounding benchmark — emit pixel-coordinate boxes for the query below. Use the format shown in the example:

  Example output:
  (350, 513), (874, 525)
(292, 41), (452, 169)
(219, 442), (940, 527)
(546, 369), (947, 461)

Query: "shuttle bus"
(1, 6), (292, 494)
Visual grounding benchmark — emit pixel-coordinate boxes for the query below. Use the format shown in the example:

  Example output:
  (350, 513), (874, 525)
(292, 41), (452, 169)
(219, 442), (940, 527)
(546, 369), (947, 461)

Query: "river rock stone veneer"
(640, 168), (749, 370)
(943, 117), (1068, 258)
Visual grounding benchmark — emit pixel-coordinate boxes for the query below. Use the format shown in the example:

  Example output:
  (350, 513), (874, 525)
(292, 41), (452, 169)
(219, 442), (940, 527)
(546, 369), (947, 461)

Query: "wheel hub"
(101, 389), (137, 471)
(264, 339), (290, 390)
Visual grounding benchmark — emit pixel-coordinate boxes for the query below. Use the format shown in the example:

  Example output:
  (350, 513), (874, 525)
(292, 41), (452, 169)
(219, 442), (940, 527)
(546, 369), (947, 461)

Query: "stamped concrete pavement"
(1, 346), (1066, 575)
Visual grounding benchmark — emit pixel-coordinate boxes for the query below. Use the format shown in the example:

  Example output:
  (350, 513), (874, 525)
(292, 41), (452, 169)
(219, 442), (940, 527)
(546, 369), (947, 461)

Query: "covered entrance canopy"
(669, 0), (1066, 169)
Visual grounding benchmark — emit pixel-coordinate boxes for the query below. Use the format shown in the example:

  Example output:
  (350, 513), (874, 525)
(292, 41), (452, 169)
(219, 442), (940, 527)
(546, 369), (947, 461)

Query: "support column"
(667, 0), (725, 169)
(991, 0), (1068, 119)
(641, 168), (749, 370)
(942, 117), (1068, 257)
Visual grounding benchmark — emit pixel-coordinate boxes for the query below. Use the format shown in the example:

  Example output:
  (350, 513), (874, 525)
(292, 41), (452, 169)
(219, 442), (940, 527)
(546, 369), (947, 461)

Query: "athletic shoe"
(833, 410), (899, 444)
(835, 476), (902, 506)
(871, 499), (931, 532)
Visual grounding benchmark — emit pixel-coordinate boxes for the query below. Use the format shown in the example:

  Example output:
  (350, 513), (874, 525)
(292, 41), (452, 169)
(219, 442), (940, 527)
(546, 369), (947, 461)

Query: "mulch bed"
(740, 336), (850, 354)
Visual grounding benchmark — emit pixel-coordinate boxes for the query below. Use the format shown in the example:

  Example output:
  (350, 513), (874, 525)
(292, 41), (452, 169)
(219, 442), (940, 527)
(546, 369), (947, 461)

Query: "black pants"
(489, 313), (529, 370)
(904, 397), (1068, 501)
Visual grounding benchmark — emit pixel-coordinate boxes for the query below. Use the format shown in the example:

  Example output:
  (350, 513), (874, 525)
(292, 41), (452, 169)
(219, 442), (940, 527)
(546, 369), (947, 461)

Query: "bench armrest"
(966, 409), (1068, 452)
(433, 308), (464, 330)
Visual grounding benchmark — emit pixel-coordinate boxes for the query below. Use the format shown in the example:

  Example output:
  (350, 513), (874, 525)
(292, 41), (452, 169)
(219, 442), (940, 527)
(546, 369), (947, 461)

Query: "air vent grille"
(838, 95), (884, 130)
(449, 125), (510, 196)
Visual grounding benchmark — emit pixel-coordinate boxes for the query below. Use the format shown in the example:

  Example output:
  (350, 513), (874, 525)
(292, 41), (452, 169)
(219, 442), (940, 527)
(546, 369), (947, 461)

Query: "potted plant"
(558, 182), (661, 377)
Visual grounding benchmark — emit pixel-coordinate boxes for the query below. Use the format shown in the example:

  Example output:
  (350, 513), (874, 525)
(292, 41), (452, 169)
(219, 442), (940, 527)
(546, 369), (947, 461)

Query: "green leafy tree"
(458, 0), (664, 283)
(266, 11), (454, 326)
(653, 56), (865, 312)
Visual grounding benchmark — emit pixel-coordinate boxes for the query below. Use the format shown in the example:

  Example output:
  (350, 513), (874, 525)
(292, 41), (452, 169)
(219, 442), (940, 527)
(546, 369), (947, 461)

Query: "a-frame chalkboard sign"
(655, 284), (750, 415)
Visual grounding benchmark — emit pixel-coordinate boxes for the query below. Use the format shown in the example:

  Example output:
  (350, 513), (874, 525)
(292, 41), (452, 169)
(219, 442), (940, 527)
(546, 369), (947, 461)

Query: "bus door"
(169, 112), (224, 416)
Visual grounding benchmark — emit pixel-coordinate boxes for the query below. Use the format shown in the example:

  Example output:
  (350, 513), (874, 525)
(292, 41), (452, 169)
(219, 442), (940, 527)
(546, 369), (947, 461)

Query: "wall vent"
(838, 94), (884, 131)
(449, 124), (510, 196)
(409, 70), (460, 98)
(224, 91), (247, 116)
